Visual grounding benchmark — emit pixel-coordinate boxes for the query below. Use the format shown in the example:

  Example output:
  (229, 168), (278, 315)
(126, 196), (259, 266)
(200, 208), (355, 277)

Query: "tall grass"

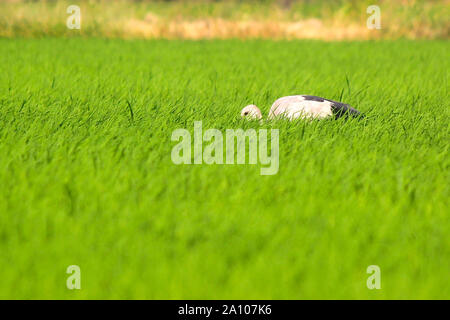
(0, 38), (448, 298)
(0, 0), (449, 39)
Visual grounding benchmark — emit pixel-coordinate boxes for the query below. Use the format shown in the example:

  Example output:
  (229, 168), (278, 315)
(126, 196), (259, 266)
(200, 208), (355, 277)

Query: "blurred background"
(1, 0), (449, 40)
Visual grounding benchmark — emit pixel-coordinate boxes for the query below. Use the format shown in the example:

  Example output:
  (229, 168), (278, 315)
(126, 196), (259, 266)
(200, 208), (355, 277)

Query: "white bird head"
(241, 105), (262, 120)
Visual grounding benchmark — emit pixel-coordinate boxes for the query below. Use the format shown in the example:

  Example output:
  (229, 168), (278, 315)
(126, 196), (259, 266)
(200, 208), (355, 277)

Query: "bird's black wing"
(302, 95), (362, 119)
(326, 99), (362, 119)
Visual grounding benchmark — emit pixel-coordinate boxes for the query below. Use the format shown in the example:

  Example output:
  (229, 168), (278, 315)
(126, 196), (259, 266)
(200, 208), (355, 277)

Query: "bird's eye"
(244, 112), (249, 115)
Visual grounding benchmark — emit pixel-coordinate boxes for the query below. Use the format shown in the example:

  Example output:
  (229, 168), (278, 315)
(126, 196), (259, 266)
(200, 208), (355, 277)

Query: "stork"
(241, 95), (362, 120)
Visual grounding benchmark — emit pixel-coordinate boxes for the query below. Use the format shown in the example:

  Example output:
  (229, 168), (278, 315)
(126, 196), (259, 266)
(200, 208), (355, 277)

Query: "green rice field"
(0, 38), (448, 299)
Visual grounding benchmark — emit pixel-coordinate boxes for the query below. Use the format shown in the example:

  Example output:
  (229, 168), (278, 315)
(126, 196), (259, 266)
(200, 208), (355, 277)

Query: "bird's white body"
(268, 95), (333, 120)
